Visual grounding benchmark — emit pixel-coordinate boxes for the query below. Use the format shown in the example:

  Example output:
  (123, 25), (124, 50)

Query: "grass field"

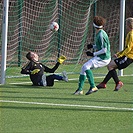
(0, 67), (133, 133)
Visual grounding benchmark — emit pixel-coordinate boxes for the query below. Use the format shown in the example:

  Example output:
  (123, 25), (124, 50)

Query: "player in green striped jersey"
(74, 16), (111, 95)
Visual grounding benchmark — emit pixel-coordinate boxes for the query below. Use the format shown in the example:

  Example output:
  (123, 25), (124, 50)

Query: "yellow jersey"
(117, 30), (133, 59)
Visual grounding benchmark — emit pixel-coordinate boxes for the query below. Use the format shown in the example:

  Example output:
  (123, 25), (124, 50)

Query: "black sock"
(102, 71), (112, 84)
(103, 69), (119, 84)
(110, 69), (119, 84)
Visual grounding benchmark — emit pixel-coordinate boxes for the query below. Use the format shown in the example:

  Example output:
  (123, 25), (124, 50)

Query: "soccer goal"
(0, 0), (133, 84)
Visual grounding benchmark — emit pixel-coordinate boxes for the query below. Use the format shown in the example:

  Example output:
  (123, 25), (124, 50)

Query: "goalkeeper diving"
(21, 52), (68, 86)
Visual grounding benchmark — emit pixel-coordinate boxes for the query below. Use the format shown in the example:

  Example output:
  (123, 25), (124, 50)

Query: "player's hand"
(87, 44), (93, 49)
(86, 51), (94, 56)
(113, 54), (118, 58)
(31, 69), (40, 74)
(58, 55), (66, 64)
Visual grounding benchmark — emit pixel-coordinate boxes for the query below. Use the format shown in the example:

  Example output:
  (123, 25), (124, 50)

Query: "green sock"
(78, 74), (86, 91)
(85, 69), (95, 88)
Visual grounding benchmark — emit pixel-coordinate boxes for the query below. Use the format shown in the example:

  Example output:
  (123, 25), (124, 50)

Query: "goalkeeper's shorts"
(46, 75), (54, 86)
(39, 74), (57, 86)
(38, 74), (55, 86)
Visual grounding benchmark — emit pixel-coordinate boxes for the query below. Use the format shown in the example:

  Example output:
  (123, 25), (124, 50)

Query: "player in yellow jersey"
(97, 17), (133, 91)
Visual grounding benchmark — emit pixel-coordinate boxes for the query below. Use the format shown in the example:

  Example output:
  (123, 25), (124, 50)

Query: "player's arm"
(86, 47), (106, 56)
(86, 35), (107, 56)
(94, 47), (107, 56)
(41, 62), (60, 73)
(41, 55), (66, 73)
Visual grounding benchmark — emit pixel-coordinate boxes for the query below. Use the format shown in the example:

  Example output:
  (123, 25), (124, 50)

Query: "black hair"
(26, 52), (32, 61)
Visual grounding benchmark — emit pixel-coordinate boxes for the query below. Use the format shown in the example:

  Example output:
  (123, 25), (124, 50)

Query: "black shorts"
(114, 56), (133, 70)
(46, 75), (54, 86)
(34, 75), (54, 86)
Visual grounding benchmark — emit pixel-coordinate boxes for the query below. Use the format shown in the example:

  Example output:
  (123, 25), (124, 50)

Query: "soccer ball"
(50, 22), (59, 31)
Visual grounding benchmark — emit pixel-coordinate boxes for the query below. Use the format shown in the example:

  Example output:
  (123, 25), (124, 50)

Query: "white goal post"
(118, 0), (126, 76)
(0, 0), (9, 84)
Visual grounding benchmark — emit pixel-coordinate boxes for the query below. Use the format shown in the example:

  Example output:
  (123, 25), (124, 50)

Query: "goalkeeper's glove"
(31, 69), (40, 74)
(58, 55), (66, 64)
(87, 44), (93, 49)
(86, 51), (94, 56)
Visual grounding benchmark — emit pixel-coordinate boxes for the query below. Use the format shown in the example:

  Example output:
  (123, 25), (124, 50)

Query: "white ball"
(50, 22), (59, 31)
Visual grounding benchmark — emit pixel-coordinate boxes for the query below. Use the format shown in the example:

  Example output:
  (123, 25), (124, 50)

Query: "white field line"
(0, 100), (132, 111)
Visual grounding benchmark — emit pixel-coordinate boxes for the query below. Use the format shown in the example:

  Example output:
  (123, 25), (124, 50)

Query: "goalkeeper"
(21, 51), (68, 86)
(74, 16), (111, 95)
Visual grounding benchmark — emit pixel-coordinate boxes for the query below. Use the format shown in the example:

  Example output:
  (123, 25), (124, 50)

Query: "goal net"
(0, 0), (133, 82)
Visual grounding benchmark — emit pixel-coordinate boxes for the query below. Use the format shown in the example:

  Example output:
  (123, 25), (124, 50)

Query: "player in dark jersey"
(21, 51), (68, 86)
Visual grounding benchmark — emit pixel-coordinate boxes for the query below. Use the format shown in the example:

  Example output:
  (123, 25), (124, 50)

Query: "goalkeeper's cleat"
(96, 82), (106, 89)
(114, 81), (123, 91)
(73, 89), (83, 95)
(58, 55), (66, 64)
(85, 87), (98, 95)
(62, 71), (68, 82)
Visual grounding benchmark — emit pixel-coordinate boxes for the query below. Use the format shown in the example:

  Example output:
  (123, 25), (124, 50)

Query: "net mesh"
(0, 0), (133, 79)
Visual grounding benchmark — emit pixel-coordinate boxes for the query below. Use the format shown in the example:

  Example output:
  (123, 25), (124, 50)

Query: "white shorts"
(80, 56), (111, 75)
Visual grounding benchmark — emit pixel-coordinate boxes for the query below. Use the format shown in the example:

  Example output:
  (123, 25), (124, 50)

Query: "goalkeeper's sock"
(78, 75), (86, 91)
(53, 74), (62, 80)
(85, 69), (95, 88)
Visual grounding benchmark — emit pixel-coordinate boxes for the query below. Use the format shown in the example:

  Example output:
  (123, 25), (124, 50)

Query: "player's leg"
(74, 61), (90, 95)
(97, 56), (132, 90)
(51, 73), (68, 82)
(85, 69), (98, 95)
(97, 60), (118, 88)
(85, 57), (110, 95)
(73, 74), (86, 95)
(74, 57), (98, 95)
(113, 56), (133, 91)
(62, 71), (68, 82)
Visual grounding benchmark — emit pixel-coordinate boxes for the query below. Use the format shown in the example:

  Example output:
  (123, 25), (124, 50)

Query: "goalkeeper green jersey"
(95, 29), (111, 60)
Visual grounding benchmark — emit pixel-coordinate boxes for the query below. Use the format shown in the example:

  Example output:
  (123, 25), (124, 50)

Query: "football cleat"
(62, 71), (68, 82)
(114, 81), (123, 91)
(85, 87), (98, 95)
(73, 89), (83, 95)
(96, 82), (106, 89)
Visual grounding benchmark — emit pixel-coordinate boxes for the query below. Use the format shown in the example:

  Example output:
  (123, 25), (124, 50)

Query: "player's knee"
(107, 63), (115, 70)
